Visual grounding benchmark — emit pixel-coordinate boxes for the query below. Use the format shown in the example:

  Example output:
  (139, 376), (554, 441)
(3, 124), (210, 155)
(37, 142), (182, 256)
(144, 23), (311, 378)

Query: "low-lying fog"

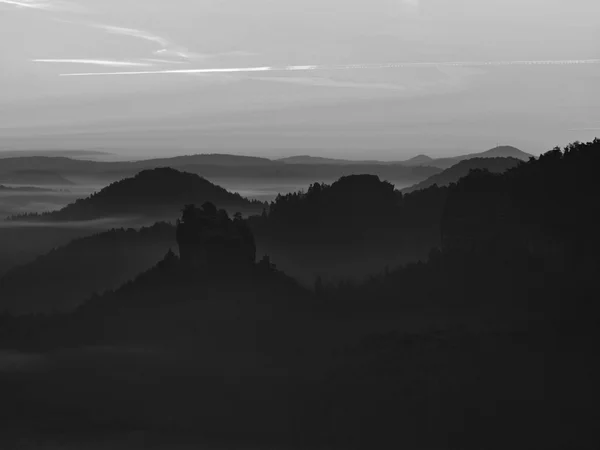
(1, 177), (379, 218)
(0, 185), (98, 218)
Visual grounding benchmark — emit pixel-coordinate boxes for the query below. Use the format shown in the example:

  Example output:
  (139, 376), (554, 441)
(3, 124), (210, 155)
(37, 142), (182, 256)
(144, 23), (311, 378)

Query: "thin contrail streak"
(60, 59), (600, 77)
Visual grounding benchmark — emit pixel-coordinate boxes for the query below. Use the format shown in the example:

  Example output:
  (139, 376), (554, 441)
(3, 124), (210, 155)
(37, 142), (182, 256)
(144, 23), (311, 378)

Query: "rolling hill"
(8, 168), (266, 223)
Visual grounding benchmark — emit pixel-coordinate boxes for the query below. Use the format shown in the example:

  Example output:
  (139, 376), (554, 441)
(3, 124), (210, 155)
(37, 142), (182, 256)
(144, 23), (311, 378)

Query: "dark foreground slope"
(0, 222), (176, 314)
(0, 206), (315, 445)
(0, 140), (599, 449)
(308, 140), (600, 449)
(8, 168), (265, 223)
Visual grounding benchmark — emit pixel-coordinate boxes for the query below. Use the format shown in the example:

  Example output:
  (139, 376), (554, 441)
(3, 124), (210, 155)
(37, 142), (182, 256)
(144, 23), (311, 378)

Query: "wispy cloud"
(93, 24), (199, 61)
(93, 24), (257, 62)
(33, 59), (154, 67)
(0, 0), (81, 12)
(61, 66), (275, 77)
(0, 0), (52, 9)
(59, 59), (600, 77)
(95, 25), (169, 48)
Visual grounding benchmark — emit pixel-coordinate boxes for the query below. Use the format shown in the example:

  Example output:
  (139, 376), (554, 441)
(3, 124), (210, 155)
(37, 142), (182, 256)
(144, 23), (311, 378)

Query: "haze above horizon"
(1, 0), (599, 159)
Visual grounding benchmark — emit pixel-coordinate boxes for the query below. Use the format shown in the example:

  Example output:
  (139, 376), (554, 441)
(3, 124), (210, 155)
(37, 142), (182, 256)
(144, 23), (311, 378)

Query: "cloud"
(61, 66), (275, 77)
(94, 24), (199, 61)
(93, 24), (257, 62)
(58, 59), (600, 77)
(33, 59), (154, 67)
(0, 0), (53, 9)
(0, 0), (81, 12)
(96, 25), (169, 48)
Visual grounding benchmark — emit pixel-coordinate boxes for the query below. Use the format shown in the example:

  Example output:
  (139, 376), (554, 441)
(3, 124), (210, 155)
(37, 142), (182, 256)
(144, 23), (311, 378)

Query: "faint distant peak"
(277, 155), (385, 165)
(403, 145), (533, 169)
(403, 155), (434, 164)
(476, 146), (533, 160)
(0, 150), (113, 161)
(135, 153), (279, 167)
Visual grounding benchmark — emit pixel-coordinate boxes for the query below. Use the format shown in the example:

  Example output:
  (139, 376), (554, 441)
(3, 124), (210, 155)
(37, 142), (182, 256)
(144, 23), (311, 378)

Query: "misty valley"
(0, 141), (598, 449)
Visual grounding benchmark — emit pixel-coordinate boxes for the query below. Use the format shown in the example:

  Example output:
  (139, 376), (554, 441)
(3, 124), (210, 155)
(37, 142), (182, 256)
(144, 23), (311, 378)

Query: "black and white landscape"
(1, 1), (599, 449)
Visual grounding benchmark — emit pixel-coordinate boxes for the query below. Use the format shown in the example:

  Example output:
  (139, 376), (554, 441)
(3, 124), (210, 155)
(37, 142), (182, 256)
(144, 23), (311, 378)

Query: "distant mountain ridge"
(133, 153), (279, 168)
(278, 146), (531, 168)
(402, 157), (523, 193)
(402, 146), (533, 169)
(0, 153), (441, 188)
(0, 150), (113, 160)
(278, 155), (388, 165)
(8, 168), (265, 223)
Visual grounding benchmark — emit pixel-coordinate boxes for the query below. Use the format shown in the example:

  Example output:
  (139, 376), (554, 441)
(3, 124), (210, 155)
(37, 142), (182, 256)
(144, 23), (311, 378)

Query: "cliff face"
(176, 202), (256, 273)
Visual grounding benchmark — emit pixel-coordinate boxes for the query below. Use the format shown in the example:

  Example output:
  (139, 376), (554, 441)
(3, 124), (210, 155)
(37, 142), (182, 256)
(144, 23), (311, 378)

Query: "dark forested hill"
(8, 168), (265, 223)
(402, 157), (522, 193)
(0, 222), (177, 314)
(249, 174), (449, 284)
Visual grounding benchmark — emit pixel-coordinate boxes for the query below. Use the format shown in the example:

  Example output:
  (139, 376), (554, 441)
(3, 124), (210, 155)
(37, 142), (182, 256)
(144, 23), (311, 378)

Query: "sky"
(0, 0), (599, 159)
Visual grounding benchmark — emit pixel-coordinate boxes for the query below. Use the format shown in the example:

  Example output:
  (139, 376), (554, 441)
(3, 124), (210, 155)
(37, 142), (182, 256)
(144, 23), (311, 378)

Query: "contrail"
(60, 59), (600, 77)
(34, 59), (153, 67)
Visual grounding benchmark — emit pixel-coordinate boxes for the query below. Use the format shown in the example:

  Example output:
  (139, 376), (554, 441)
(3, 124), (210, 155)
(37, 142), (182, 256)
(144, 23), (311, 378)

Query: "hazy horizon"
(1, 0), (599, 159)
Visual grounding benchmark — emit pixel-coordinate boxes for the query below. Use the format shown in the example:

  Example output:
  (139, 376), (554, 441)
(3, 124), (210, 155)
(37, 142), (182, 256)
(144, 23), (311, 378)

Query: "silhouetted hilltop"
(249, 174), (448, 284)
(1, 205), (308, 350)
(0, 207), (312, 441)
(8, 168), (265, 222)
(402, 157), (522, 193)
(440, 140), (599, 260)
(327, 139), (600, 322)
(0, 170), (74, 186)
(252, 174), (401, 240)
(0, 222), (176, 315)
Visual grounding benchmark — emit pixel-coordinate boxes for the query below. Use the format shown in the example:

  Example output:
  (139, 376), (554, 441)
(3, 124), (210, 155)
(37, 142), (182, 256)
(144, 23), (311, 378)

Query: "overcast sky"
(1, 0), (599, 159)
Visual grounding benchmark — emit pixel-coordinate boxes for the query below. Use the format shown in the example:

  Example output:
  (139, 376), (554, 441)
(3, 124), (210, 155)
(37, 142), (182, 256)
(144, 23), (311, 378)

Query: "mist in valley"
(1, 0), (599, 448)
